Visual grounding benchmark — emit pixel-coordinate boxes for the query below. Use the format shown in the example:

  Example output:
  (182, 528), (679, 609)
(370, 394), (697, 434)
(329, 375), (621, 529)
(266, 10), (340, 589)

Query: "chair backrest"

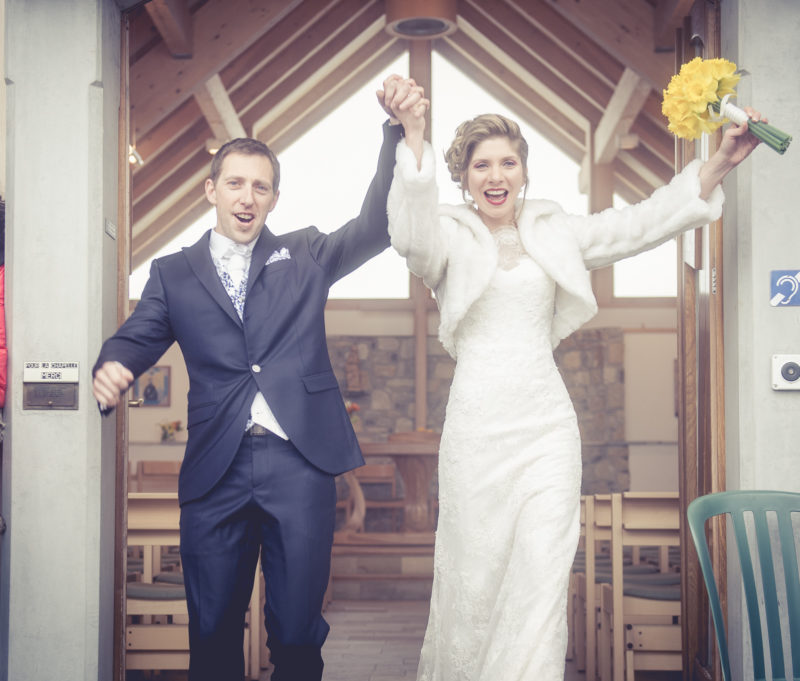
(687, 490), (800, 681)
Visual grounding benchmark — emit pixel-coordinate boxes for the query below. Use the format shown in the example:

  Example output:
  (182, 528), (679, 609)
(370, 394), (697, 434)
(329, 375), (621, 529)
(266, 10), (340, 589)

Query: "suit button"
(252, 364), (262, 373)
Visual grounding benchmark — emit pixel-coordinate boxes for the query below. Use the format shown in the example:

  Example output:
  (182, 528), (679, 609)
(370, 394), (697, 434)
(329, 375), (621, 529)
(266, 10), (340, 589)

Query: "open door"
(676, 2), (726, 680)
(113, 11), (133, 681)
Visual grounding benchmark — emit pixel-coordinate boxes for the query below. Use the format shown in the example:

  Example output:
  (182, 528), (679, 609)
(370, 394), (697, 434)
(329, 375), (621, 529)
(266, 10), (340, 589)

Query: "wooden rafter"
(442, 30), (586, 146)
(127, 0), (693, 266)
(654, 0), (694, 52)
(194, 74), (247, 142)
(237, 0), (384, 130)
(541, 0), (675, 90)
(145, 0), (193, 58)
(593, 67), (652, 165)
(131, 0), (302, 138)
(255, 32), (401, 148)
(458, 2), (601, 130)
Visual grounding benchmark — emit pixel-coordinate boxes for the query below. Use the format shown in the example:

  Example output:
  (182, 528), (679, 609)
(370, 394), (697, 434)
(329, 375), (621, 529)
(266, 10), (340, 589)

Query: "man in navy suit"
(92, 75), (428, 681)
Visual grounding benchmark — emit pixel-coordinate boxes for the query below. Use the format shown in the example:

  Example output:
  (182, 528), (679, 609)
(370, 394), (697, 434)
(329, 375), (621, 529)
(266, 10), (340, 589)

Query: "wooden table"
(358, 440), (439, 532)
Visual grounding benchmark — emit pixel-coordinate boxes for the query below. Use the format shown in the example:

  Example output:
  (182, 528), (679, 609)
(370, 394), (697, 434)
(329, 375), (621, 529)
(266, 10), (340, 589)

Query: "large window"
(131, 53), (675, 301)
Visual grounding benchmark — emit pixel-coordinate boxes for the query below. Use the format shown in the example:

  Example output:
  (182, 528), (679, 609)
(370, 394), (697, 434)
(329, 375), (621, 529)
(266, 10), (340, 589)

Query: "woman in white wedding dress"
(385, 100), (763, 681)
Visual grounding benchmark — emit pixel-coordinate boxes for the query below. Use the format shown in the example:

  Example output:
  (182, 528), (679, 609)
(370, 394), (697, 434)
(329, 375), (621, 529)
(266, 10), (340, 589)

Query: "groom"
(92, 75), (428, 681)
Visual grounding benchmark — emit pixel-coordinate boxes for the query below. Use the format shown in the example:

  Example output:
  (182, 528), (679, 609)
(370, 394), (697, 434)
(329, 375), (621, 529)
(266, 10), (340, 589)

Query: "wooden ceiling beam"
(133, 151), (209, 242)
(654, 0), (693, 52)
(540, 0), (675, 91)
(443, 30), (586, 145)
(435, 39), (584, 163)
(618, 146), (672, 188)
(145, 0), (193, 58)
(133, 117), (212, 205)
(463, 0), (618, 110)
(131, 0), (302, 139)
(221, 0), (344, 93)
(234, 0), (383, 127)
(135, 97), (204, 166)
(503, 0), (624, 89)
(459, 1), (606, 127)
(194, 74), (247, 143)
(612, 159), (652, 203)
(267, 43), (406, 154)
(256, 34), (403, 150)
(133, 186), (210, 268)
(592, 68), (652, 165)
(630, 110), (674, 164)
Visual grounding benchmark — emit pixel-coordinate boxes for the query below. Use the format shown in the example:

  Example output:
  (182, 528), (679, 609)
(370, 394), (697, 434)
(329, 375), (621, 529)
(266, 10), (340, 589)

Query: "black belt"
(245, 424), (270, 437)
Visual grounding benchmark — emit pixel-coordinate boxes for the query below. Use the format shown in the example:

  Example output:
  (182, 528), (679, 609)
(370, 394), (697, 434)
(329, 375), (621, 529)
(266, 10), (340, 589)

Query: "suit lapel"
(246, 227), (281, 293)
(184, 230), (242, 327)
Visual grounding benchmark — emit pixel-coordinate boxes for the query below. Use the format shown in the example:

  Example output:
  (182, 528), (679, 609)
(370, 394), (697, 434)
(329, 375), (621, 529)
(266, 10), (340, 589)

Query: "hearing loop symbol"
(770, 272), (800, 306)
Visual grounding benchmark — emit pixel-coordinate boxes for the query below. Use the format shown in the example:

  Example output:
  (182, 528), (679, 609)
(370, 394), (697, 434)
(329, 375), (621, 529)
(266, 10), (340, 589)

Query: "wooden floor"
(128, 599), (684, 680)
(260, 600), (587, 681)
(128, 599), (588, 680)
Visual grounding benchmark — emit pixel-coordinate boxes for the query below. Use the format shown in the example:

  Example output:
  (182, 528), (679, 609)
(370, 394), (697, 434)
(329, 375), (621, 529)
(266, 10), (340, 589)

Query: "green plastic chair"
(687, 490), (800, 681)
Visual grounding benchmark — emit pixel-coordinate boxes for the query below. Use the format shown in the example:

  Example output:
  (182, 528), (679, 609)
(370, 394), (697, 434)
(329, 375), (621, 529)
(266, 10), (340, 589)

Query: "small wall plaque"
(23, 361), (79, 410)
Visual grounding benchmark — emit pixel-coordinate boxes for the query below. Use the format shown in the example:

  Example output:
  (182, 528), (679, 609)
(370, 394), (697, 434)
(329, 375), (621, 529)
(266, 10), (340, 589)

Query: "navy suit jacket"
(95, 122), (403, 504)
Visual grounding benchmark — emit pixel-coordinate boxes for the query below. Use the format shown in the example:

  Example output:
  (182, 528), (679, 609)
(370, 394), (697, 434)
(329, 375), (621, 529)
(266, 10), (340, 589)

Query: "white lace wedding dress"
(418, 226), (583, 681)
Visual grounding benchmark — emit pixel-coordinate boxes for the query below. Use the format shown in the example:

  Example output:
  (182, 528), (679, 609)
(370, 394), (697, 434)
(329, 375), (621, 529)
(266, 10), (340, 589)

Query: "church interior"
(2, 1), (798, 681)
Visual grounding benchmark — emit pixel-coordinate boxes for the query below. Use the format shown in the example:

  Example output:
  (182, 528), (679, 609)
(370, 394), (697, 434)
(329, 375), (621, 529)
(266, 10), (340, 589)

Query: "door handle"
(128, 398), (143, 408)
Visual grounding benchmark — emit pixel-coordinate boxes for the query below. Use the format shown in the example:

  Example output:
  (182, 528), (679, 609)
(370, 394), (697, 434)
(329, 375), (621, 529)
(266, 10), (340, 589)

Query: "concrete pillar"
(721, 0), (800, 676)
(0, 1), (122, 680)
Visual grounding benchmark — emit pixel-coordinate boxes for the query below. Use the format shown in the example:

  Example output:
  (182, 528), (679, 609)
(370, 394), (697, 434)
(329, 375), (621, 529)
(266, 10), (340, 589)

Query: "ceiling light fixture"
(128, 145), (144, 166)
(205, 138), (227, 155)
(385, 0), (457, 39)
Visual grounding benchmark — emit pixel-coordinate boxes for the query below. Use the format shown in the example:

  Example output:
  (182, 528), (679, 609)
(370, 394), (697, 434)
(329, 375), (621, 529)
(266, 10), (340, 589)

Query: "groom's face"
(205, 152), (280, 244)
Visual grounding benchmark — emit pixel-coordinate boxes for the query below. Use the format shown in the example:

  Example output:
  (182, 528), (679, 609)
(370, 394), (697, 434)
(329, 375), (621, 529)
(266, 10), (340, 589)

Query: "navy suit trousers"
(180, 432), (336, 681)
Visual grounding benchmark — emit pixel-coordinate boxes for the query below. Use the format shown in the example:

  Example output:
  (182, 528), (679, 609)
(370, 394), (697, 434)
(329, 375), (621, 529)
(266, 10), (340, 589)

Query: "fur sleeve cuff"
(395, 139), (436, 186)
(680, 158), (725, 219)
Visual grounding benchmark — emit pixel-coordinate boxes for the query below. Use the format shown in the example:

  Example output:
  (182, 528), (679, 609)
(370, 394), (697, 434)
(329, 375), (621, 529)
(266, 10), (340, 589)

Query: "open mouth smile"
(235, 212), (255, 225)
(484, 189), (508, 206)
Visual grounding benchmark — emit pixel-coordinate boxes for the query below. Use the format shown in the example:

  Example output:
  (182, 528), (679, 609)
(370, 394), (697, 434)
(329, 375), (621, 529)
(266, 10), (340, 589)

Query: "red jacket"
(0, 265), (6, 407)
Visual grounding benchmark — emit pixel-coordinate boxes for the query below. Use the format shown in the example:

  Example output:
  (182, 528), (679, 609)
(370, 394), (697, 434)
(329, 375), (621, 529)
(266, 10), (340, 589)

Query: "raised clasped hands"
(377, 74), (429, 166)
(377, 75), (429, 135)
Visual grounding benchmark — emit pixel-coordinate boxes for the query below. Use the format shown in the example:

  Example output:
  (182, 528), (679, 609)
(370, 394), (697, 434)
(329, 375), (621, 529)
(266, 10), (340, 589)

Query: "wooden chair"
(597, 492), (681, 681)
(133, 460), (182, 492)
(126, 493), (261, 678)
(353, 459), (404, 531)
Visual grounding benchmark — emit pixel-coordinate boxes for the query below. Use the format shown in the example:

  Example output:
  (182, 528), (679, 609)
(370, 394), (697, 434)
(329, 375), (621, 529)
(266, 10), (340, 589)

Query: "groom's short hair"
(209, 138), (281, 192)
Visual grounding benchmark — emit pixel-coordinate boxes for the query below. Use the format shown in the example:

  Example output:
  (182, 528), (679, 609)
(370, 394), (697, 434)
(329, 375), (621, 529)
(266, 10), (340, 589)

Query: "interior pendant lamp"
(385, 0), (457, 39)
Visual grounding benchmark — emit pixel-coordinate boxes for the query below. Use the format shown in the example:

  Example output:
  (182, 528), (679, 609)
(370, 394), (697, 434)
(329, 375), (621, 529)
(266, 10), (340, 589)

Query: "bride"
(385, 92), (762, 680)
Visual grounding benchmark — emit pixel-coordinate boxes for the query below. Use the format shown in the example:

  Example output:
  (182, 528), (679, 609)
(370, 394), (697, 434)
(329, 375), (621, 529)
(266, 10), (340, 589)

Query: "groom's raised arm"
(309, 74), (429, 283)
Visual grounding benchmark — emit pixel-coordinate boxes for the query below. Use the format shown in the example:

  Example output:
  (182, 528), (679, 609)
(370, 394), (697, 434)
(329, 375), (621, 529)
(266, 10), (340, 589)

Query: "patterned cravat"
(224, 244), (249, 288)
(219, 244), (250, 319)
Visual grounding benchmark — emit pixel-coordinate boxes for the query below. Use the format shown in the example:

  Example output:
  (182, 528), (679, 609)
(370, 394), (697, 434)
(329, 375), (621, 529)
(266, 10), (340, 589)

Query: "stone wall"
(328, 327), (629, 495)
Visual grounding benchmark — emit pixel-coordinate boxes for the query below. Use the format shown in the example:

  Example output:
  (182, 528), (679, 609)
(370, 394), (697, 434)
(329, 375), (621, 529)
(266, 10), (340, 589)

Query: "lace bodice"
(491, 225), (527, 271)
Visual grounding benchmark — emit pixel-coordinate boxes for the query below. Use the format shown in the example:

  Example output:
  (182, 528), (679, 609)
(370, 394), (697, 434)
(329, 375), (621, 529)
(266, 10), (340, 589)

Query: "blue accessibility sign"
(770, 270), (800, 306)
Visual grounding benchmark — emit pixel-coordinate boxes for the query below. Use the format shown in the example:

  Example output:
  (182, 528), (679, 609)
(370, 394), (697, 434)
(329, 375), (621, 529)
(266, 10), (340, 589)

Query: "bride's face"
(465, 136), (525, 230)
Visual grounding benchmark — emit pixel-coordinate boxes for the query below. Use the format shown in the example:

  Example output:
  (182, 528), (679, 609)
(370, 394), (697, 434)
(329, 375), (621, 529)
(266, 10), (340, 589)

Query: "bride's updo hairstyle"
(444, 114), (529, 202)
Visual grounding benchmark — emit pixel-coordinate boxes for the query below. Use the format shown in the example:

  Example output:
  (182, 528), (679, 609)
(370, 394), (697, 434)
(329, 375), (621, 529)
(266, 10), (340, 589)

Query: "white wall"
(0, 1), (121, 680)
(721, 0), (800, 676)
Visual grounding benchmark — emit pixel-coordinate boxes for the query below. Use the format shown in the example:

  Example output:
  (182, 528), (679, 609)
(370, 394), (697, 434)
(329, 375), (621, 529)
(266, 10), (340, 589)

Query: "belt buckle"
(247, 424), (269, 437)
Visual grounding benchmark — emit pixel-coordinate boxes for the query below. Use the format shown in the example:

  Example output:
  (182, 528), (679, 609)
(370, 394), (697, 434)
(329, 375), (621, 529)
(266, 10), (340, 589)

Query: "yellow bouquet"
(662, 57), (791, 154)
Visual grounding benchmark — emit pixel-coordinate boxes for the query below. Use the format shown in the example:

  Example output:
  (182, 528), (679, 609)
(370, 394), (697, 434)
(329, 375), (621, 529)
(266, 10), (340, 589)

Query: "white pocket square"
(265, 247), (291, 266)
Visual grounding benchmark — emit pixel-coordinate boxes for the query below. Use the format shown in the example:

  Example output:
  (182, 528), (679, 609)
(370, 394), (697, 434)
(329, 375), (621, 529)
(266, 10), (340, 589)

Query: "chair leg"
(625, 649), (635, 681)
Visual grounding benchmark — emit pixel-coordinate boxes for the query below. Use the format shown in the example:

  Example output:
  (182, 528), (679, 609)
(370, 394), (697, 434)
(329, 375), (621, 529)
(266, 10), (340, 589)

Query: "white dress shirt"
(209, 229), (289, 440)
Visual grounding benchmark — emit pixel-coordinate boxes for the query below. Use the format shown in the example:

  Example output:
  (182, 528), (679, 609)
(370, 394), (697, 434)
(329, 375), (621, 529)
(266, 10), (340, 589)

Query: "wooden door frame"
(677, 2), (726, 680)
(113, 11), (132, 681)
